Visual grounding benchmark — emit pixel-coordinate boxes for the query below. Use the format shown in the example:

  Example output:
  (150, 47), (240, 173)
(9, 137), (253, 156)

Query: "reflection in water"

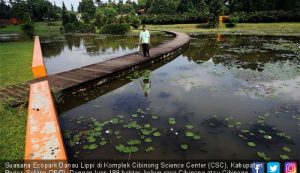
(41, 34), (172, 74)
(140, 79), (151, 97)
(57, 35), (300, 160)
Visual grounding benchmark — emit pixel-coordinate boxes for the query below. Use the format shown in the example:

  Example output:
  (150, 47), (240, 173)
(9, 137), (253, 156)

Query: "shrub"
(0, 25), (6, 28)
(21, 23), (34, 39)
(237, 11), (300, 23)
(226, 14), (239, 28)
(119, 15), (141, 29)
(79, 23), (96, 33)
(64, 23), (77, 33)
(101, 23), (130, 35)
(141, 13), (207, 24)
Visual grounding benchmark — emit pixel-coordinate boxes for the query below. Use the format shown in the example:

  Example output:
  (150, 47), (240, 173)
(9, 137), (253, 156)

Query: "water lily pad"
(180, 144), (189, 150)
(280, 154), (290, 160)
(185, 131), (194, 137)
(193, 135), (201, 140)
(151, 115), (158, 119)
(282, 147), (291, 152)
(100, 140), (107, 146)
(259, 130), (266, 134)
(238, 134), (248, 140)
(88, 144), (98, 150)
(247, 142), (256, 147)
(131, 114), (138, 118)
(153, 132), (161, 137)
(94, 127), (102, 131)
(264, 135), (272, 140)
(110, 118), (119, 124)
(185, 124), (194, 129)
(145, 147), (154, 152)
(144, 124), (151, 128)
(87, 136), (96, 143)
(235, 121), (242, 125)
(228, 124), (234, 128)
(141, 129), (153, 135)
(241, 129), (250, 133)
(115, 144), (139, 153)
(257, 152), (270, 161)
(168, 117), (176, 125)
(144, 138), (152, 143)
(127, 139), (141, 145)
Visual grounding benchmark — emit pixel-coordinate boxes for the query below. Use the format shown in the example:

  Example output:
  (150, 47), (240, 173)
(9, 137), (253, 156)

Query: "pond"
(41, 34), (172, 75)
(57, 35), (300, 160)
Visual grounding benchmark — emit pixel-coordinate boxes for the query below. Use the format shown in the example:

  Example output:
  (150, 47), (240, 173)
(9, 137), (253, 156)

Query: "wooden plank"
(81, 67), (112, 74)
(1, 88), (25, 99)
(58, 72), (94, 82)
(47, 76), (80, 89)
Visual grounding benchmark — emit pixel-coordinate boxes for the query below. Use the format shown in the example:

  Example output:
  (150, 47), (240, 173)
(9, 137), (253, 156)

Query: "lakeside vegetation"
(0, 41), (33, 160)
(138, 23), (300, 36)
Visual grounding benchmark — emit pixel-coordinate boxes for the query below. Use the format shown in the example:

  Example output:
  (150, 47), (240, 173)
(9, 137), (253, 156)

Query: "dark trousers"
(142, 43), (150, 57)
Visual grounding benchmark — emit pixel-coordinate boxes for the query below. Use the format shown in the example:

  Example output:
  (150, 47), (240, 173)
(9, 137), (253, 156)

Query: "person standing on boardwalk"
(139, 25), (151, 57)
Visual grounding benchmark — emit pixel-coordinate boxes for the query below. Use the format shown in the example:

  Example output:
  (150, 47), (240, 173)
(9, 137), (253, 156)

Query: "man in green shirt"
(139, 25), (151, 57)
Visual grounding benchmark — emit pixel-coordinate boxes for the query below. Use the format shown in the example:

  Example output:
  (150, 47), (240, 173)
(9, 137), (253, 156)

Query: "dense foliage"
(101, 23), (130, 35)
(1, 0), (299, 32)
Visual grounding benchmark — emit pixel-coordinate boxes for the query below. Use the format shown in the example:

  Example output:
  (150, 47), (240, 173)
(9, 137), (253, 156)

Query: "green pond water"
(57, 35), (300, 160)
(41, 34), (172, 75)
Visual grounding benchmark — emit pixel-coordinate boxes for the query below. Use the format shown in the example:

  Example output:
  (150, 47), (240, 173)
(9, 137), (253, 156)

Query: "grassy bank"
(0, 21), (62, 38)
(0, 103), (27, 160)
(133, 23), (300, 36)
(0, 41), (33, 88)
(0, 41), (33, 160)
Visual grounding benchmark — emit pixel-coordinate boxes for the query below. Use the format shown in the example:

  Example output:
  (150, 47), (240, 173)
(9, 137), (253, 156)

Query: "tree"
(119, 3), (135, 14)
(178, 0), (195, 13)
(21, 12), (34, 39)
(208, 0), (225, 28)
(0, 0), (12, 19)
(138, 0), (146, 8)
(147, 0), (180, 14)
(9, 0), (28, 20)
(62, 1), (69, 25)
(78, 0), (96, 23)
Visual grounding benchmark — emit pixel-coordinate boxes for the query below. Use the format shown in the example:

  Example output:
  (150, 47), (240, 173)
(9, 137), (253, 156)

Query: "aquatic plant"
(180, 144), (189, 150)
(168, 117), (176, 125)
(257, 152), (270, 161)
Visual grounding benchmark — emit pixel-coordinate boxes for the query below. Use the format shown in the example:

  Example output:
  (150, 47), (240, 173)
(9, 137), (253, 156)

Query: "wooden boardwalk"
(0, 31), (190, 106)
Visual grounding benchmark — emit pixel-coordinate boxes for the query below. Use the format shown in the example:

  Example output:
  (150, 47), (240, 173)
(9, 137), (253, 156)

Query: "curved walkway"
(0, 31), (190, 106)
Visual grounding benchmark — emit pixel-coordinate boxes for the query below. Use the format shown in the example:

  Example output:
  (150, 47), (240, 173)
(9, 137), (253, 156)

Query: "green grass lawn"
(0, 103), (27, 160)
(0, 21), (62, 38)
(0, 41), (33, 160)
(132, 22), (300, 36)
(0, 41), (33, 88)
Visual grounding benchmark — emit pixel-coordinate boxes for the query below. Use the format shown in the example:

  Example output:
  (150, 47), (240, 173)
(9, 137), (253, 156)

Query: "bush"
(141, 13), (207, 24)
(0, 25), (6, 28)
(119, 15), (141, 29)
(237, 10), (300, 23)
(64, 23), (77, 33)
(226, 14), (239, 28)
(21, 23), (34, 39)
(79, 23), (96, 33)
(101, 23), (130, 35)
